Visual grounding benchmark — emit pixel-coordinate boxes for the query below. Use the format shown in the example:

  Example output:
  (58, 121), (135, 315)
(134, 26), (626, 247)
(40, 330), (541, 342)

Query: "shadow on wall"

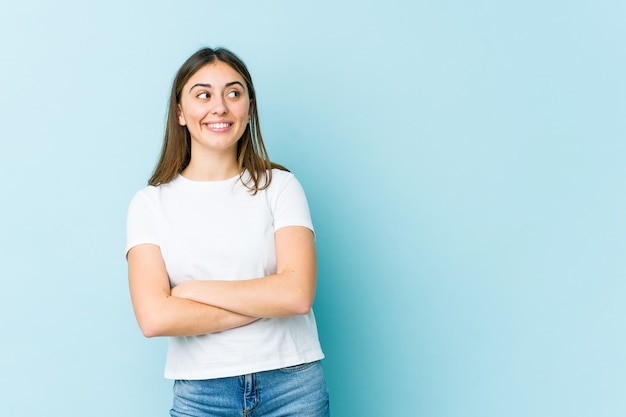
(308, 175), (429, 414)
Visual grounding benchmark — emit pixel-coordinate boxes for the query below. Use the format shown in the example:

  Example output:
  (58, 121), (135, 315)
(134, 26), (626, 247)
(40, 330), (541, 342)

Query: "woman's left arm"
(171, 225), (317, 318)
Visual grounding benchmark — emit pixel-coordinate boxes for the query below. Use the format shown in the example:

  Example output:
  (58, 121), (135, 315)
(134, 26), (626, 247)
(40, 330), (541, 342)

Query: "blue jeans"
(170, 361), (330, 416)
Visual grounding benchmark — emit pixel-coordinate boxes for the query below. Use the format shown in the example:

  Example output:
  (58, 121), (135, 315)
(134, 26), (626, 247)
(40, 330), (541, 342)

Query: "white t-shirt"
(126, 169), (324, 380)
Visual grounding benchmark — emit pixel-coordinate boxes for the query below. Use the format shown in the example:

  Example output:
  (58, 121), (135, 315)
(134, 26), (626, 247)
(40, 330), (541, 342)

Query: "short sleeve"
(125, 188), (160, 256)
(269, 171), (314, 234)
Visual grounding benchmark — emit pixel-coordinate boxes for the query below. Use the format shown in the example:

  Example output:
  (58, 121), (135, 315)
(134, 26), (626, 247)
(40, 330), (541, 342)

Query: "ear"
(177, 104), (186, 126)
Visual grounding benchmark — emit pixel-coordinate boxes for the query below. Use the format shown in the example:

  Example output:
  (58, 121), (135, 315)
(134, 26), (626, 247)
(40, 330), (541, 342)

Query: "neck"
(182, 155), (240, 181)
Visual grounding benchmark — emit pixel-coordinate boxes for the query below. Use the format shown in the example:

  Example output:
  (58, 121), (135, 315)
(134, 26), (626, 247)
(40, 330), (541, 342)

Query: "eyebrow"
(189, 81), (245, 93)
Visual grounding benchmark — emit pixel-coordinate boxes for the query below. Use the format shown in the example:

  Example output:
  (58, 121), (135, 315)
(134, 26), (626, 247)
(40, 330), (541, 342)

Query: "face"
(178, 60), (251, 159)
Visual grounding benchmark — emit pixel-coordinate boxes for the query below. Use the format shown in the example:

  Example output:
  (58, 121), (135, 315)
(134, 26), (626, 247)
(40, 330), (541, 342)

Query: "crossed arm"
(127, 226), (317, 338)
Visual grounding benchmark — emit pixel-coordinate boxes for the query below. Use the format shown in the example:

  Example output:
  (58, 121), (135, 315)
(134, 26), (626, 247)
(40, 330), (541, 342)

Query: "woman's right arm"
(127, 243), (257, 337)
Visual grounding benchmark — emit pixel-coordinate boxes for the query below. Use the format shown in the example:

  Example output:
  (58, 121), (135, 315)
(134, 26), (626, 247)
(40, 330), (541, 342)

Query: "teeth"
(207, 122), (230, 129)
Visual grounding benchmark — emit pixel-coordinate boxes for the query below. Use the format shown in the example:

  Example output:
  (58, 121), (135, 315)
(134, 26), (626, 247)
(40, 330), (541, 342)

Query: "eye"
(197, 92), (210, 99)
(227, 90), (240, 99)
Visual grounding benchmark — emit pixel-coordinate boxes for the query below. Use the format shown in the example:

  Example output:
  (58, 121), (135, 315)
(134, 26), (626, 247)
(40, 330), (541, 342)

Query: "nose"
(211, 95), (228, 114)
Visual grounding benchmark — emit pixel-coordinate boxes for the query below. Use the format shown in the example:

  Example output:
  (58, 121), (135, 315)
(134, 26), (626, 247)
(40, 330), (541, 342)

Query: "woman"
(126, 47), (329, 416)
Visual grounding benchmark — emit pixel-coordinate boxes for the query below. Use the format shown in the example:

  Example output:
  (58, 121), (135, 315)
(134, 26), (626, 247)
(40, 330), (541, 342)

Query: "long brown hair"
(149, 47), (287, 192)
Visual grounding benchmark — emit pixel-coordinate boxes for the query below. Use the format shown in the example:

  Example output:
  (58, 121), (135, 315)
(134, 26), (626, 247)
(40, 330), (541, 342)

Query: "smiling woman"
(125, 47), (329, 416)
(148, 47), (287, 193)
(177, 62), (251, 177)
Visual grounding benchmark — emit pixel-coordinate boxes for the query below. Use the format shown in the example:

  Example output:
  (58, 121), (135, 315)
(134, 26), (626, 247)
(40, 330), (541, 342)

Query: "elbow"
(139, 324), (160, 338)
(138, 321), (159, 338)
(278, 273), (316, 316)
(136, 313), (167, 338)
(292, 304), (312, 316)
(288, 293), (315, 316)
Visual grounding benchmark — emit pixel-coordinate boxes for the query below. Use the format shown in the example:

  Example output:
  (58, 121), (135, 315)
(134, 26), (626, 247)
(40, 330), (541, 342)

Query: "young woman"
(126, 47), (329, 416)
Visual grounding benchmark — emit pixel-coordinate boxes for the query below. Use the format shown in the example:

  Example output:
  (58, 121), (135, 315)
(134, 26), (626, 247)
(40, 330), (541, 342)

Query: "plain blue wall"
(1, 1), (624, 416)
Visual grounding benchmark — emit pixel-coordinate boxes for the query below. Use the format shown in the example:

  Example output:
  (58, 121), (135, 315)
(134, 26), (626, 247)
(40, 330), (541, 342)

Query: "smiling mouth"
(205, 122), (232, 129)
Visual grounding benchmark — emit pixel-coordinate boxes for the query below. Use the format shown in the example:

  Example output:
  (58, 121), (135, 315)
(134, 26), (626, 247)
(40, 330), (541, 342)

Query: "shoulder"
(264, 169), (310, 207)
(265, 169), (313, 229)
(127, 181), (175, 214)
(131, 176), (185, 202)
(269, 168), (296, 186)
(130, 184), (160, 204)
(264, 168), (306, 195)
(241, 168), (298, 193)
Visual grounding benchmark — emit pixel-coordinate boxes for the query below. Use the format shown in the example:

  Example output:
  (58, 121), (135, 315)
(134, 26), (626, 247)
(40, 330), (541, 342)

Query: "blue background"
(1, 1), (624, 416)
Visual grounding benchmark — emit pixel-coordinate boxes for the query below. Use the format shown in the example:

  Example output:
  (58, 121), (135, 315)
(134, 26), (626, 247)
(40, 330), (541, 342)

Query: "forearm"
(136, 292), (258, 337)
(171, 273), (315, 318)
(127, 244), (257, 338)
